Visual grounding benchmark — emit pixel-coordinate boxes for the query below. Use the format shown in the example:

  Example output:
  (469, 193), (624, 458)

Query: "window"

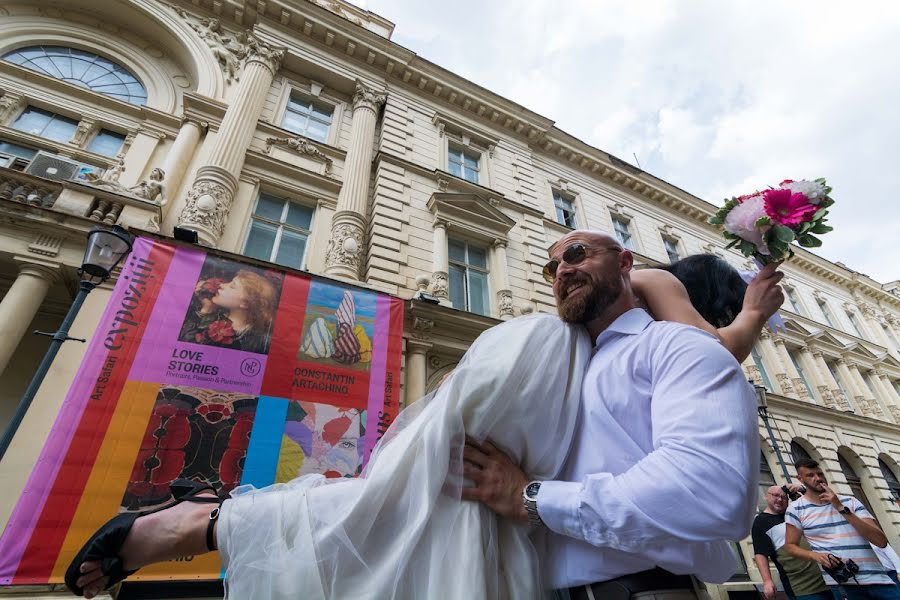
(281, 95), (332, 143)
(87, 129), (126, 157)
(11, 107), (78, 143)
(242, 192), (313, 269)
(790, 441), (812, 464)
(845, 310), (865, 339)
(448, 238), (490, 316)
(448, 145), (480, 184)
(883, 323), (900, 348)
(789, 350), (815, 399)
(838, 453), (876, 518)
(553, 192), (577, 228)
(612, 217), (634, 250)
(879, 459), (900, 503)
(662, 237), (680, 263)
(817, 298), (836, 328)
(785, 286), (804, 315)
(3, 46), (146, 105)
(751, 347), (773, 392)
(0, 140), (37, 161)
(826, 362), (852, 407)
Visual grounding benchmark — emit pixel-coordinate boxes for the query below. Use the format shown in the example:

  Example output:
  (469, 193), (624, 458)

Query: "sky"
(350, 0), (900, 285)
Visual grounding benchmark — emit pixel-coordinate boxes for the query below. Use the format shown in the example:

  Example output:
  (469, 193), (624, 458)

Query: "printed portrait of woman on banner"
(178, 256), (284, 355)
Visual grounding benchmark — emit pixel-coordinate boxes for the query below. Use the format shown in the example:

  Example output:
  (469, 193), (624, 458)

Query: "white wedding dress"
(217, 314), (591, 599)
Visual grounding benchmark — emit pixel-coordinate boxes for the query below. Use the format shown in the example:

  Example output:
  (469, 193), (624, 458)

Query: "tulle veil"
(218, 313), (591, 599)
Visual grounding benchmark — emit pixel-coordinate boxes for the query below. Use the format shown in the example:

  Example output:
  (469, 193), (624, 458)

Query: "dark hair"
(794, 457), (819, 471)
(660, 254), (747, 328)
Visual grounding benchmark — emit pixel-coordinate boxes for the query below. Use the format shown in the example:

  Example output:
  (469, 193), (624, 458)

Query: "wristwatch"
(523, 481), (544, 528)
(839, 506), (852, 515)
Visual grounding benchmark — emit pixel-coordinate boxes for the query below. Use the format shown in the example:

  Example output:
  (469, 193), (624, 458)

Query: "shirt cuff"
(537, 480), (582, 538)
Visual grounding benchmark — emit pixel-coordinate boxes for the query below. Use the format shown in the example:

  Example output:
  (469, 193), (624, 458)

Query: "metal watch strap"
(523, 481), (543, 528)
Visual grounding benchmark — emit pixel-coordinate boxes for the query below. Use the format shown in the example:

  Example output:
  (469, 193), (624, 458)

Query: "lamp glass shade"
(82, 226), (133, 279)
(755, 384), (769, 410)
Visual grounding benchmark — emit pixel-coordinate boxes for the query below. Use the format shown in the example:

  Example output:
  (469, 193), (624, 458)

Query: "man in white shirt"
(463, 230), (761, 599)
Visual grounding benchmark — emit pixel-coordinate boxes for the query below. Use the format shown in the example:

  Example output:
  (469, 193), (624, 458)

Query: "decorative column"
(404, 339), (430, 405)
(859, 304), (892, 349)
(0, 261), (58, 376)
(492, 240), (514, 320)
(178, 37), (284, 245)
(875, 370), (900, 423)
(161, 118), (207, 210)
(430, 220), (450, 305)
(809, 348), (844, 410)
(324, 80), (386, 280)
(846, 363), (883, 418)
(0, 91), (25, 124)
(772, 338), (801, 399)
(797, 348), (823, 404)
(758, 330), (791, 396)
(834, 358), (862, 412)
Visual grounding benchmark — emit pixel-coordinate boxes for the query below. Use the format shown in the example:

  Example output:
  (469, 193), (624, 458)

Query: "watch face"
(525, 482), (541, 500)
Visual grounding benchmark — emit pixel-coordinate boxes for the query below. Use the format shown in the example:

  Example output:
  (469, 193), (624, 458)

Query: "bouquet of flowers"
(708, 178), (834, 263)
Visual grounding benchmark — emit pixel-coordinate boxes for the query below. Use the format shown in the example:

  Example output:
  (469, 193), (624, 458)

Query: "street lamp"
(753, 380), (793, 483)
(0, 226), (133, 460)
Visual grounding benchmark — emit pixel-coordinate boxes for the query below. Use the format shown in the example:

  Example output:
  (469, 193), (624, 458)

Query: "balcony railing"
(0, 167), (62, 208)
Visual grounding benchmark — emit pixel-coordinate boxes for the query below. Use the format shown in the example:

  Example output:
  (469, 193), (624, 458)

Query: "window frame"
(447, 237), (491, 316)
(661, 235), (681, 264)
(817, 297), (836, 328)
(784, 285), (805, 316)
(750, 346), (774, 392)
(611, 215), (636, 251)
(86, 128), (126, 157)
(788, 349), (816, 399)
(552, 190), (578, 229)
(10, 106), (79, 143)
(279, 92), (334, 144)
(241, 191), (316, 270)
(845, 310), (865, 339)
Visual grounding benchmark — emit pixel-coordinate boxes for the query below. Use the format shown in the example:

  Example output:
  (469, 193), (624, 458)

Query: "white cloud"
(357, 0), (900, 284)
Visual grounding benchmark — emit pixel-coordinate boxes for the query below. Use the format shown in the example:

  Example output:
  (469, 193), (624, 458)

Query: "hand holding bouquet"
(708, 179), (834, 264)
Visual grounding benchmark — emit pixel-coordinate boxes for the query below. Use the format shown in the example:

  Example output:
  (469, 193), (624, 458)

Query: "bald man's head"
(764, 485), (788, 514)
(548, 230), (620, 258)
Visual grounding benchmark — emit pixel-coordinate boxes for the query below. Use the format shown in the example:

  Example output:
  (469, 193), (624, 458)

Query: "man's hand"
(812, 552), (842, 569)
(762, 580), (776, 600)
(459, 438), (529, 522)
(819, 485), (844, 511)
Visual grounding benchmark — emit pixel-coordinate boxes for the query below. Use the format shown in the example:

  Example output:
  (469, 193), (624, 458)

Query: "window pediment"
(783, 318), (814, 338)
(432, 112), (498, 150)
(810, 329), (847, 349)
(427, 192), (515, 242)
(844, 342), (880, 361)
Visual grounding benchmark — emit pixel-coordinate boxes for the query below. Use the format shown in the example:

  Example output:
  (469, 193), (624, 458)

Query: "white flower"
(724, 195), (770, 255)
(781, 179), (826, 205)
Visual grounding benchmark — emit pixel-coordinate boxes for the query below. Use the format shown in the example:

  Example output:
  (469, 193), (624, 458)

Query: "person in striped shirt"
(784, 458), (898, 600)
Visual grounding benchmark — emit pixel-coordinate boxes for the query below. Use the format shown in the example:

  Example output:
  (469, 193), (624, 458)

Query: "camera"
(823, 555), (860, 584)
(781, 484), (806, 501)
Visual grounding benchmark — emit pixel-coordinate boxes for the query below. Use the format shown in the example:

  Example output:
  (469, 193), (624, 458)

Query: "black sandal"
(64, 479), (223, 597)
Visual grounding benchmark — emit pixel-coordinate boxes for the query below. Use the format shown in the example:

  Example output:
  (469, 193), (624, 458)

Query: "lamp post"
(753, 380), (793, 483)
(0, 226), (133, 461)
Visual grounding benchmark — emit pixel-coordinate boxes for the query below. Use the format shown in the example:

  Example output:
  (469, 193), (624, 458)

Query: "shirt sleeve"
(751, 517), (775, 556)
(537, 326), (759, 551)
(784, 506), (801, 529)
(846, 497), (874, 520)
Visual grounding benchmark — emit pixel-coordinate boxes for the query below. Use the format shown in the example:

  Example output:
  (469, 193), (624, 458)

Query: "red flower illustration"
(207, 319), (235, 344)
(199, 278), (225, 297)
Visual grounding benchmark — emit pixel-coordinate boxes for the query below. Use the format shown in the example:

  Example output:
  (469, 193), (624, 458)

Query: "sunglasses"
(542, 243), (621, 283)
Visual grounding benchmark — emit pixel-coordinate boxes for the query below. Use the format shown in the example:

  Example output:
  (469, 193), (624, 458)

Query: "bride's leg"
(76, 492), (219, 599)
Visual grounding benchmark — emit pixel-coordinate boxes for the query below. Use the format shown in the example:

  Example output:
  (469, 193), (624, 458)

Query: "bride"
(67, 231), (783, 599)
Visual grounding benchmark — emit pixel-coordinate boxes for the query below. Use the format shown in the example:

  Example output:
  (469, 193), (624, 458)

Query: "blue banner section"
(240, 396), (289, 488)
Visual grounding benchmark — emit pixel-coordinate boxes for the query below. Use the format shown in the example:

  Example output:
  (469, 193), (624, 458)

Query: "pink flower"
(763, 188), (817, 226)
(724, 194), (770, 255)
(736, 192), (763, 204)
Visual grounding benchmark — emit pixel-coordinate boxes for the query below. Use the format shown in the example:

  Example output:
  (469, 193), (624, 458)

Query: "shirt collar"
(594, 308), (653, 348)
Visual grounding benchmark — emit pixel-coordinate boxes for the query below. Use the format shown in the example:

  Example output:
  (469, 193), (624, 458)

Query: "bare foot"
(76, 493), (218, 598)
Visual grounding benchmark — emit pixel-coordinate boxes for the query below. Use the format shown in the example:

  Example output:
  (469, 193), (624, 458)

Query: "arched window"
(3, 46), (146, 106)
(838, 453), (876, 518)
(879, 458), (900, 503)
(790, 440), (812, 464)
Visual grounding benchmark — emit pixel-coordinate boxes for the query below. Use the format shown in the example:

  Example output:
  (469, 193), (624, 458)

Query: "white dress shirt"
(537, 308), (759, 588)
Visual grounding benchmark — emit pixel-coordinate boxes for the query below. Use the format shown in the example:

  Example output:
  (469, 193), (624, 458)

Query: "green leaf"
(739, 241), (757, 256)
(708, 216), (722, 225)
(725, 239), (740, 250)
(754, 216), (772, 228)
(812, 207), (828, 220)
(811, 223), (833, 234)
(798, 235), (822, 248)
(772, 225), (795, 243)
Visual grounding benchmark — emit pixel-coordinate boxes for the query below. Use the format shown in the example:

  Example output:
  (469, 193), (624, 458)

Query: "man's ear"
(619, 249), (634, 273)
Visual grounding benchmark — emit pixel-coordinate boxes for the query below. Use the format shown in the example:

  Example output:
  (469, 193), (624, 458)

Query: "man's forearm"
(845, 514), (887, 547)
(754, 555), (774, 584)
(783, 542), (818, 562)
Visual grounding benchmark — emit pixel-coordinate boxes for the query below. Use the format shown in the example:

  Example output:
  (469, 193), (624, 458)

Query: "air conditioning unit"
(24, 151), (83, 182)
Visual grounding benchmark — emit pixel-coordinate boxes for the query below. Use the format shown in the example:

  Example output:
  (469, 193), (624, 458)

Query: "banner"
(0, 237), (404, 584)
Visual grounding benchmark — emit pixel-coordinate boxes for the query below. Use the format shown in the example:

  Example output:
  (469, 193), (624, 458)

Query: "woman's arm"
(632, 263), (784, 363)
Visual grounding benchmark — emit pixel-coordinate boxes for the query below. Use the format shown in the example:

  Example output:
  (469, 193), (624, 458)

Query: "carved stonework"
(745, 365), (763, 387)
(834, 392), (852, 412)
(242, 33), (284, 74)
(28, 234), (62, 257)
(0, 91), (25, 123)
(818, 386), (837, 409)
(436, 176), (450, 192)
(776, 373), (796, 396)
(179, 178), (233, 242)
(792, 378), (810, 400)
(351, 79), (386, 113)
(324, 221), (365, 275)
(180, 13), (246, 81)
(430, 271), (449, 300)
(413, 317), (434, 336)
(82, 168), (166, 205)
(71, 118), (97, 146)
(759, 327), (771, 339)
(889, 405), (900, 423)
(266, 136), (333, 175)
(860, 303), (878, 319)
(498, 290), (514, 318)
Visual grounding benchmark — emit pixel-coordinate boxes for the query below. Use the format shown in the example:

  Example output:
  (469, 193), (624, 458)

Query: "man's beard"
(557, 276), (623, 324)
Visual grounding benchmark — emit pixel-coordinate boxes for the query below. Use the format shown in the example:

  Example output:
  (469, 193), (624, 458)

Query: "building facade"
(0, 0), (899, 597)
